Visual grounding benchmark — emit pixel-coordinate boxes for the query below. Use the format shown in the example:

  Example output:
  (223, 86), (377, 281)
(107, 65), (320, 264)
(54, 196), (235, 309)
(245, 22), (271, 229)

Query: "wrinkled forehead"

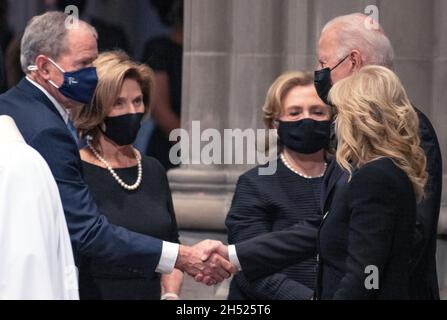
(62, 27), (98, 63)
(318, 28), (340, 59)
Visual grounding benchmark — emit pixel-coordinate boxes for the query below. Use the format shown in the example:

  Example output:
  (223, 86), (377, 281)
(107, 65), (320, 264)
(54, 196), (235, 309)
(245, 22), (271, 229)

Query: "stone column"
(170, 0), (343, 230)
(169, 0), (292, 230)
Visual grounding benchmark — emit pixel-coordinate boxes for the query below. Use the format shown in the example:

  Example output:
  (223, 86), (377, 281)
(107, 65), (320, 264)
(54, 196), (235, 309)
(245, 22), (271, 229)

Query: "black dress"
(79, 156), (180, 300)
(226, 158), (323, 300)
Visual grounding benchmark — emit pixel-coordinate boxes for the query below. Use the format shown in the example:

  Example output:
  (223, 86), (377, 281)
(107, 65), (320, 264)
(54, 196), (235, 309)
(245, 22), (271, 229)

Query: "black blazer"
(317, 158), (416, 300)
(320, 107), (442, 300)
(0, 79), (163, 272)
(226, 160), (322, 300)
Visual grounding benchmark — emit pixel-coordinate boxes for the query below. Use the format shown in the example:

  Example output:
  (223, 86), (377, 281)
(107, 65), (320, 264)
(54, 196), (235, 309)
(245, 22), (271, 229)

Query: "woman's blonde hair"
(262, 71), (314, 130)
(329, 65), (427, 201)
(73, 51), (154, 140)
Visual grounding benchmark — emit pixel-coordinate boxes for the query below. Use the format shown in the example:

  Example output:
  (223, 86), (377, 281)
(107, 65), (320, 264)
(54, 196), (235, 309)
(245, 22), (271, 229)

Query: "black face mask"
(101, 113), (144, 146)
(277, 119), (331, 154)
(314, 55), (350, 104)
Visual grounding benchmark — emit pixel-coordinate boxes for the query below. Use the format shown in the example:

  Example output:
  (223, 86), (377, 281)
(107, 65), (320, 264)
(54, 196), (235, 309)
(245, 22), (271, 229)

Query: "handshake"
(175, 240), (238, 286)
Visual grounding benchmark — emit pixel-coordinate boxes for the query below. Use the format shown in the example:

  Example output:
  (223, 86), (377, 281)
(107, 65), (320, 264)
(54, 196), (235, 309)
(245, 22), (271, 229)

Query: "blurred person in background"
(141, 0), (183, 170)
(0, 0), (13, 54)
(57, 0), (131, 54)
(0, 0), (15, 91)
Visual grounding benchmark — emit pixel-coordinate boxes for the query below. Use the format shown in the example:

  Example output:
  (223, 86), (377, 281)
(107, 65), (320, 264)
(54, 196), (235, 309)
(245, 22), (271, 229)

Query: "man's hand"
(193, 243), (232, 285)
(175, 240), (236, 286)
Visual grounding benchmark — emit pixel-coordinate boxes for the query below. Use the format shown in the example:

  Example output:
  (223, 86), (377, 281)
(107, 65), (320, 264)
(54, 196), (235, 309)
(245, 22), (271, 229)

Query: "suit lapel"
(321, 160), (346, 218)
(16, 78), (66, 124)
(321, 160), (341, 210)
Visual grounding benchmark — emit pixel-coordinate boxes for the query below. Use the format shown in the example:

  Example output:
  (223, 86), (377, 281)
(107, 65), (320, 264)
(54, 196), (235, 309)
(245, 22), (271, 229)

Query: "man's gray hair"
(322, 13), (394, 69)
(20, 11), (97, 73)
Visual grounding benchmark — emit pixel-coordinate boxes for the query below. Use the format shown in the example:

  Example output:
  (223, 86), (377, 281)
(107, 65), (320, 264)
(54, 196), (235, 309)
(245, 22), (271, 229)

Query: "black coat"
(320, 107), (442, 300)
(317, 158), (416, 300)
(226, 160), (322, 300)
(411, 108), (442, 300)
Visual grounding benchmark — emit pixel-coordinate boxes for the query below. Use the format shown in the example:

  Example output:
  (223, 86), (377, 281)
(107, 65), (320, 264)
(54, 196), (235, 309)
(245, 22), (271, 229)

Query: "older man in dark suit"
(209, 13), (442, 300)
(0, 11), (235, 287)
(315, 13), (442, 300)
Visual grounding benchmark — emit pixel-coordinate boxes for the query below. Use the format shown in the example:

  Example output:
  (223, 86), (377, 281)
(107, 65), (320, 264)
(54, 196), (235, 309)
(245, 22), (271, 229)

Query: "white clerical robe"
(0, 116), (79, 300)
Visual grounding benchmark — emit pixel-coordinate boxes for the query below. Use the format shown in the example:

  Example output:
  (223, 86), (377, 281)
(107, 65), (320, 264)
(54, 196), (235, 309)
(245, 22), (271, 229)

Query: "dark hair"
(151, 0), (183, 27)
(0, 0), (8, 22)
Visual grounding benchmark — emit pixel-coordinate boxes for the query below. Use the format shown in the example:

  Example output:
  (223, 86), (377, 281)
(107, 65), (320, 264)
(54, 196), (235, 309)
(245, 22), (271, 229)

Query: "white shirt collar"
(25, 77), (70, 124)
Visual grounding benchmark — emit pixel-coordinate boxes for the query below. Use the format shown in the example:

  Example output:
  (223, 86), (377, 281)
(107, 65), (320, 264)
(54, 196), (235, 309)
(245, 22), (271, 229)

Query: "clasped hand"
(175, 240), (237, 286)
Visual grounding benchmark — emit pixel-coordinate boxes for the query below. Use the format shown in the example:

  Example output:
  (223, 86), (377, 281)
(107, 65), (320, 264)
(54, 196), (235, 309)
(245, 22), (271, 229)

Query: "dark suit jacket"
(0, 79), (163, 272)
(0, 49), (6, 94)
(235, 211), (320, 280)
(318, 158), (416, 300)
(236, 107), (442, 300)
(410, 108), (442, 300)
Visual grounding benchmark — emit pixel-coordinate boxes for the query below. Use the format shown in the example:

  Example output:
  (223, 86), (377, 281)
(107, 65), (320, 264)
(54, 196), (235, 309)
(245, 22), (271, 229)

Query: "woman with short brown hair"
(73, 51), (183, 300)
(226, 71), (332, 300)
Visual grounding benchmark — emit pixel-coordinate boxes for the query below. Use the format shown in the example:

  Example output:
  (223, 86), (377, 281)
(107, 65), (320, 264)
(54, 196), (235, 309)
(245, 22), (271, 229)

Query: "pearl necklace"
(280, 153), (327, 179)
(87, 139), (142, 191)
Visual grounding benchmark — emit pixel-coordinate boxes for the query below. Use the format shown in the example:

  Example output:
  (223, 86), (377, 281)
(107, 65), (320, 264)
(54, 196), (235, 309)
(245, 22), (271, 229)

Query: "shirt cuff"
(228, 245), (242, 272)
(156, 241), (179, 274)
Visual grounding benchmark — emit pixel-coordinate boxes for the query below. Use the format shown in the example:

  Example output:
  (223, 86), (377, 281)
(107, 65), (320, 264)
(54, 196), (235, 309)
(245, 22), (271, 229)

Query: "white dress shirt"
(228, 245), (242, 271)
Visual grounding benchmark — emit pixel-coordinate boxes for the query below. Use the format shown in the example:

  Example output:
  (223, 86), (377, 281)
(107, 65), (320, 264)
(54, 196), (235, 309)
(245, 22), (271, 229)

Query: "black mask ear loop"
(331, 54), (350, 72)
